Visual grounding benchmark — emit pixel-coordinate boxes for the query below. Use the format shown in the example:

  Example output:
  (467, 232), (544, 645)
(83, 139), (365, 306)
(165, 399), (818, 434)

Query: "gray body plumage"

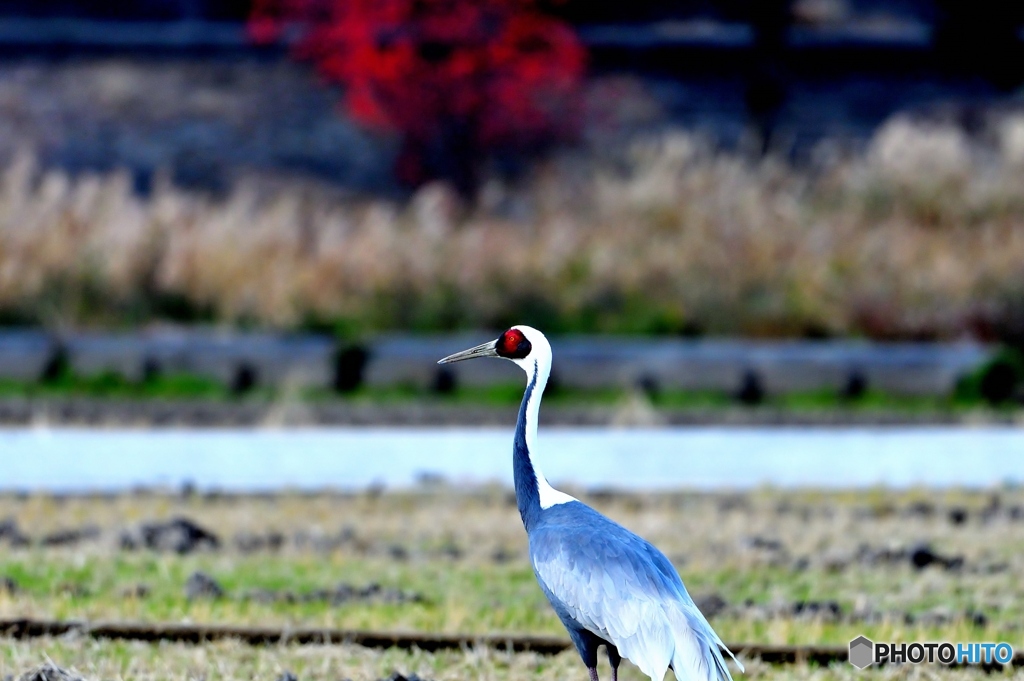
(531, 501), (737, 681)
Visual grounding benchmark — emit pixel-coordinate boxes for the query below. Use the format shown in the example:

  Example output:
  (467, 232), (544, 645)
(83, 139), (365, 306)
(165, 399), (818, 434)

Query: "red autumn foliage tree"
(249, 0), (586, 191)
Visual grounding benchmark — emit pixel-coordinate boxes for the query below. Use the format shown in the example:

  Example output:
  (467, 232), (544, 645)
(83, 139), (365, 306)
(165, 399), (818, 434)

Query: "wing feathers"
(531, 519), (741, 681)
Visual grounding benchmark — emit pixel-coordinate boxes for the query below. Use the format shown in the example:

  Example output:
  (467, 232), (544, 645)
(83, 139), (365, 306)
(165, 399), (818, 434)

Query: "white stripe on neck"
(537, 467), (577, 509)
(524, 359), (577, 510)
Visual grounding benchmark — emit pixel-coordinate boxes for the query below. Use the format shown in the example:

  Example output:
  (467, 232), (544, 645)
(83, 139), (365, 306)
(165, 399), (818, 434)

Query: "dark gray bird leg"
(607, 645), (621, 681)
(588, 667), (599, 681)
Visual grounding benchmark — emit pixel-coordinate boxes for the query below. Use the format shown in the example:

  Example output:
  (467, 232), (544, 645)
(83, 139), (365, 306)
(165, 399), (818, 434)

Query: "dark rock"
(57, 583), (90, 598)
(1, 576), (17, 594)
(0, 518), (19, 537)
(16, 663), (86, 681)
(292, 527), (362, 554)
(858, 502), (897, 519)
(717, 496), (749, 513)
(0, 518), (30, 547)
(123, 517), (220, 554)
(948, 507), (969, 525)
(185, 571), (224, 600)
(277, 672), (298, 681)
(910, 544), (941, 569)
(904, 501), (935, 517)
(820, 551), (850, 572)
(243, 582), (422, 606)
(41, 526), (101, 547)
(841, 370), (867, 400)
(333, 345), (369, 393)
(491, 547), (517, 563)
(231, 362), (258, 394)
(694, 593), (728, 618)
(636, 373), (660, 399)
(967, 609), (989, 628)
(909, 544), (964, 571)
(792, 600), (842, 621)
(235, 531), (285, 553)
(736, 370), (764, 406)
(304, 582), (421, 606)
(387, 545), (409, 561)
(121, 583), (150, 599)
(980, 495), (1002, 522)
(431, 367), (456, 394)
(242, 588), (295, 604)
(437, 541), (463, 560)
(979, 357), (1020, 405)
(379, 674), (431, 681)
(855, 543), (907, 565)
(745, 536), (785, 552)
(916, 607), (953, 626)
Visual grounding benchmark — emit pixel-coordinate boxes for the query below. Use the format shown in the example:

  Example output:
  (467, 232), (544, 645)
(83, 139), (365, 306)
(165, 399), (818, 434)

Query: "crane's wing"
(530, 506), (741, 681)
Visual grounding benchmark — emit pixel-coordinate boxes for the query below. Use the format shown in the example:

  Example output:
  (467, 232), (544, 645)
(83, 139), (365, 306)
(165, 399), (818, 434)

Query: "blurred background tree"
(248, 0), (586, 194)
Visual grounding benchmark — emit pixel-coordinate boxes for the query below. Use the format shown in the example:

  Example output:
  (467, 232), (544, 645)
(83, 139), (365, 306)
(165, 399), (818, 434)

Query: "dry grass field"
(4, 639), (1024, 681)
(2, 114), (1024, 338)
(1, 485), (1022, 679)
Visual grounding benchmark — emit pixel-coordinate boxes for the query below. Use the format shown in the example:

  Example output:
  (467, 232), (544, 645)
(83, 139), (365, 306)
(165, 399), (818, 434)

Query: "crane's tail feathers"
(670, 608), (744, 681)
(702, 619), (744, 676)
(721, 642), (745, 673)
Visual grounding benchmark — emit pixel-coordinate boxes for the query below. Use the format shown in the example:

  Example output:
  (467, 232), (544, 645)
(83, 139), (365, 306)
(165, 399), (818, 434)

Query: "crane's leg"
(606, 645), (621, 681)
(588, 667), (600, 681)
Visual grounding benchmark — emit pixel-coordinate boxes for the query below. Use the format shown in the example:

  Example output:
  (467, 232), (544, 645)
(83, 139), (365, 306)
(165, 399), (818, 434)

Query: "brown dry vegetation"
(2, 114), (1024, 338)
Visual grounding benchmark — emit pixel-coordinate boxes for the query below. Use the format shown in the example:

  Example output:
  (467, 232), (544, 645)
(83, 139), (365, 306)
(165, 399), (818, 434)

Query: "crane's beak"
(437, 339), (499, 364)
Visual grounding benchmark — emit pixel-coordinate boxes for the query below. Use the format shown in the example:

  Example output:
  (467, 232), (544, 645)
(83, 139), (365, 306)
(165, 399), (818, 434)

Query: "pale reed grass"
(2, 114), (1023, 337)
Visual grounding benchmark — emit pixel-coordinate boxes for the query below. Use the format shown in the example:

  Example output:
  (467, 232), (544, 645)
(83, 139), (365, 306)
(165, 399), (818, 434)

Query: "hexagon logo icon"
(849, 636), (874, 669)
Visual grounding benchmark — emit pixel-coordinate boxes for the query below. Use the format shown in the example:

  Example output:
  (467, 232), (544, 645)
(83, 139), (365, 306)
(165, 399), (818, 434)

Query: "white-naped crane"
(439, 326), (743, 681)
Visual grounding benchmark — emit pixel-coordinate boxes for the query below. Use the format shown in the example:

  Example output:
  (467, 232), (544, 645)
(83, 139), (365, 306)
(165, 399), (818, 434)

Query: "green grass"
(0, 368), (1013, 416)
(0, 341), (1014, 414)
(325, 382), (1015, 416)
(0, 553), (564, 635)
(2, 488), (1023, 679)
(0, 371), (233, 401)
(0, 552), (1017, 646)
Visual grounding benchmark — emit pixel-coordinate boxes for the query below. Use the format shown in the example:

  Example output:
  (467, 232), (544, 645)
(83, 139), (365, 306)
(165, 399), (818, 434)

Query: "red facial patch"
(501, 328), (526, 355)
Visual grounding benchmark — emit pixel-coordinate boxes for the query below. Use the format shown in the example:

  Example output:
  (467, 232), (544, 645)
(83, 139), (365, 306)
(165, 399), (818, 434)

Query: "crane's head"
(437, 325), (551, 376)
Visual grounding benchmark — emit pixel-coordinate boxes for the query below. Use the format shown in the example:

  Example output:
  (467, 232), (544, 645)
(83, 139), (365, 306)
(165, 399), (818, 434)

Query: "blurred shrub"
(956, 348), (1024, 406)
(249, 0), (585, 193)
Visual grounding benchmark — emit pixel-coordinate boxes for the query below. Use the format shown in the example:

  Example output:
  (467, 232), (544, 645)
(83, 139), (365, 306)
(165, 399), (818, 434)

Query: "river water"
(1, 426), (1022, 491)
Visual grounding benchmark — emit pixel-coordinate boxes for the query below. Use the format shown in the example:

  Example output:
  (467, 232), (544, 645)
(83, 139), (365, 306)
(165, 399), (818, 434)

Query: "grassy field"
(4, 639), (1024, 681)
(1, 486), (1022, 678)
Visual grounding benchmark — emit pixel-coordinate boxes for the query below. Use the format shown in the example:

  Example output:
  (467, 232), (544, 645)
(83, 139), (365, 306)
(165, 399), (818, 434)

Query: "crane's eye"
(497, 329), (531, 359)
